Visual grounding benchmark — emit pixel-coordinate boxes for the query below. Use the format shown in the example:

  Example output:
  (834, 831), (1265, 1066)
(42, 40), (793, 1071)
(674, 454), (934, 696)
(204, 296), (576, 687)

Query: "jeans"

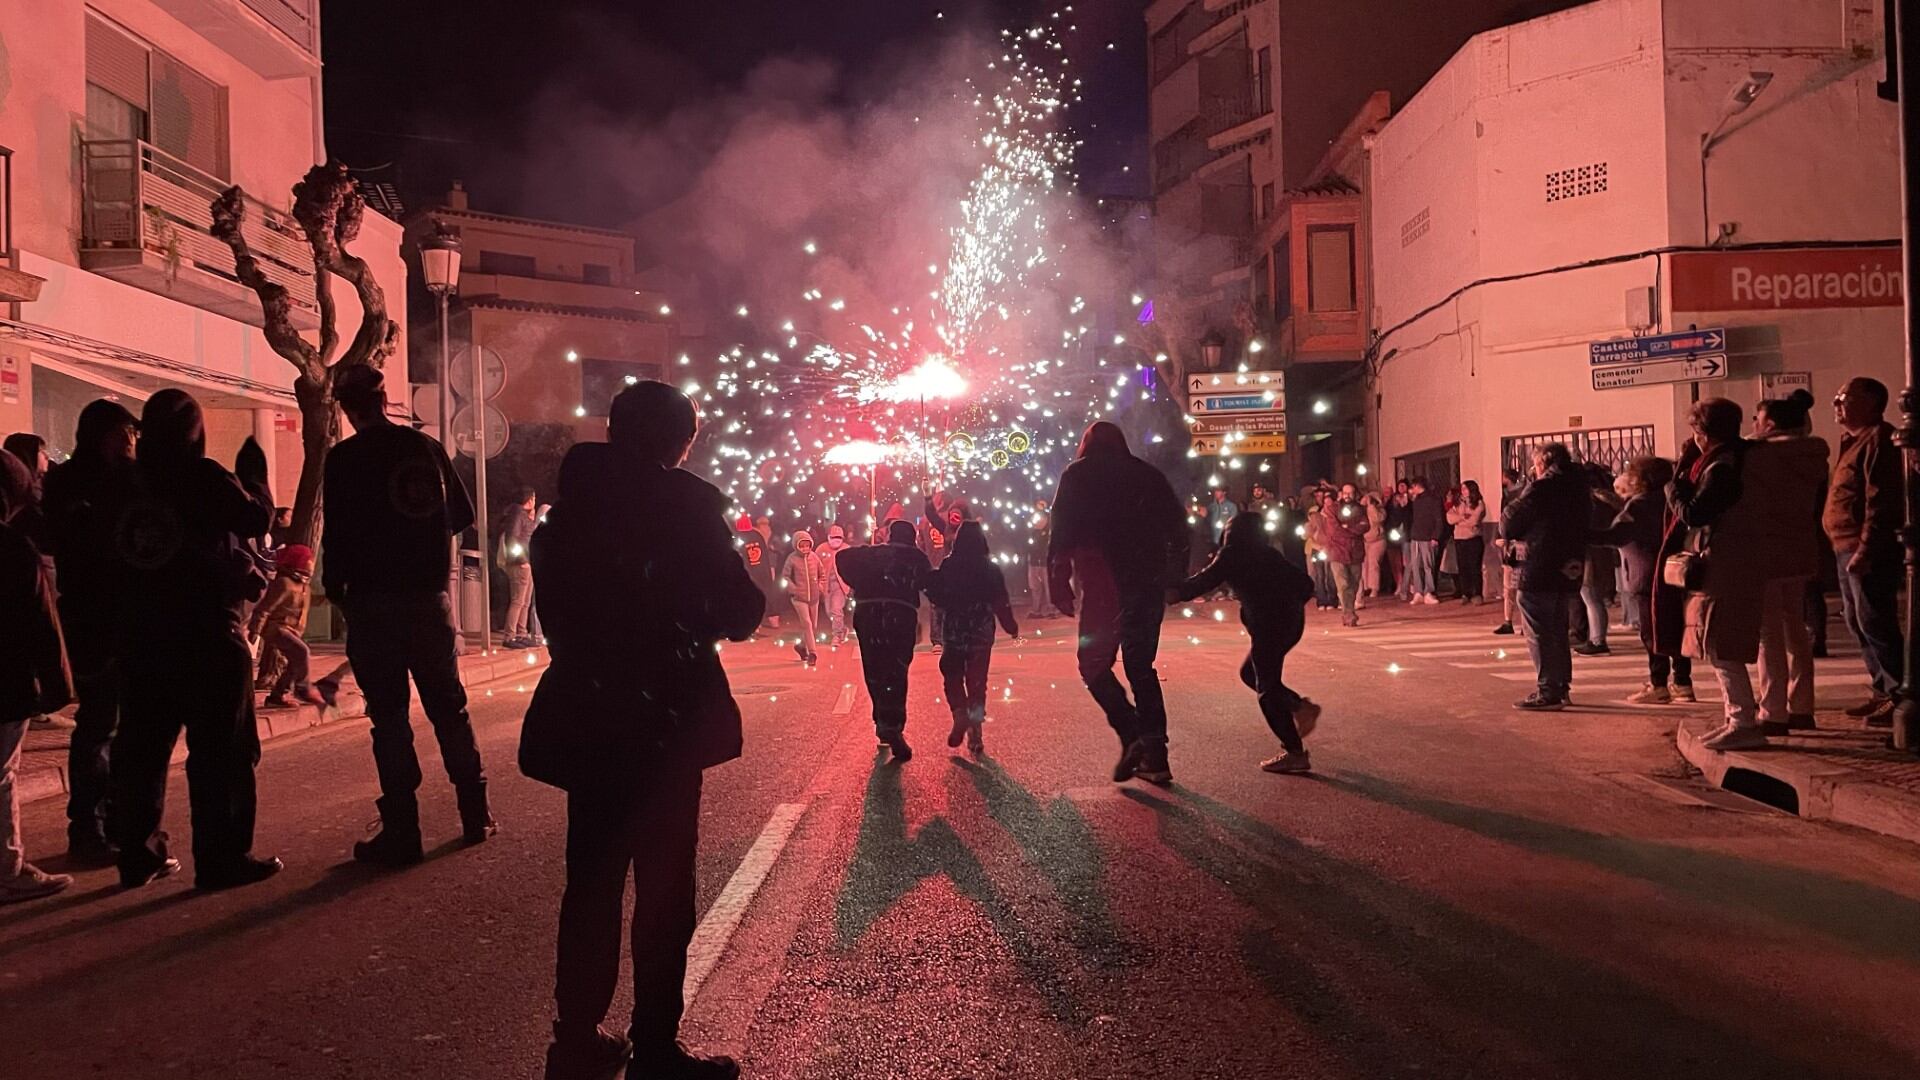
(1579, 584), (1609, 647)
(1835, 548), (1904, 698)
(940, 644), (993, 727)
(555, 768), (702, 1055)
(790, 596), (820, 658)
(1027, 561), (1056, 617)
(1649, 652), (1694, 687)
(2, 719), (26, 877)
(1240, 614), (1306, 753)
(1454, 537), (1485, 600)
(1310, 558), (1336, 607)
(1409, 541), (1439, 596)
(504, 562), (534, 638)
(1519, 589), (1574, 698)
(1758, 576), (1815, 721)
(1711, 658), (1759, 729)
(826, 583), (849, 641)
(1330, 561), (1360, 620)
(264, 624), (312, 697)
(1076, 583), (1170, 746)
(342, 591), (487, 828)
(1398, 541), (1415, 598)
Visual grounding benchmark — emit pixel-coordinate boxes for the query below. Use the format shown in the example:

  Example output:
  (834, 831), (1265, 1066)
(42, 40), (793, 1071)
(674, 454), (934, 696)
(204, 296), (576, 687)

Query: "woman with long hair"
(1447, 481), (1488, 603)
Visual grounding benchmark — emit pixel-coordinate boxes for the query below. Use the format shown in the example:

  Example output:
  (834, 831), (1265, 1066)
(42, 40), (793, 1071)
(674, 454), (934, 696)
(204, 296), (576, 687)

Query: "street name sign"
(1592, 354), (1727, 390)
(1187, 371), (1284, 394)
(1188, 392), (1281, 414)
(1589, 327), (1726, 365)
(1190, 413), (1289, 436)
(1192, 433), (1289, 456)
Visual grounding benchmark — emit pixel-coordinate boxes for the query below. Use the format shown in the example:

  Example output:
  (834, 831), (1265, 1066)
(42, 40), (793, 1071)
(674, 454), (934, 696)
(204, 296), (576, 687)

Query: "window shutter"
(150, 53), (228, 179)
(86, 15), (149, 112)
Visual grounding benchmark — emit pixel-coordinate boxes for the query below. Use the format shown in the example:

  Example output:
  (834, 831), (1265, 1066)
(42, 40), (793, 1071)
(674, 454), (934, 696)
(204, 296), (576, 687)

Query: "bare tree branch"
(210, 186), (321, 382)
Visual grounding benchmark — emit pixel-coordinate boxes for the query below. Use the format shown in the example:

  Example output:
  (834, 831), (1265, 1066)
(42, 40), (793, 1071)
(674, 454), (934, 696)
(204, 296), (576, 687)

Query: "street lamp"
(1200, 331), (1226, 372)
(419, 226), (464, 639)
(1700, 71), (1774, 244)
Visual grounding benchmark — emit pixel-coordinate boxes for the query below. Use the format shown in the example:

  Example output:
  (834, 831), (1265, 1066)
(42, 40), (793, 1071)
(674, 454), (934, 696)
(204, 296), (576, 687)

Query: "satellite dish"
(449, 346), (507, 401)
(452, 403), (509, 459)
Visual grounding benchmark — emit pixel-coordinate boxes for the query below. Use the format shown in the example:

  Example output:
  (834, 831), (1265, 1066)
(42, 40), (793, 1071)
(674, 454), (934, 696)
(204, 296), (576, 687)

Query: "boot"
(353, 797), (424, 868)
(947, 709), (970, 749)
(457, 782), (498, 845)
(1112, 734), (1145, 783)
(545, 1023), (632, 1080)
(627, 1042), (739, 1080)
(1133, 741), (1173, 786)
(196, 853), (284, 891)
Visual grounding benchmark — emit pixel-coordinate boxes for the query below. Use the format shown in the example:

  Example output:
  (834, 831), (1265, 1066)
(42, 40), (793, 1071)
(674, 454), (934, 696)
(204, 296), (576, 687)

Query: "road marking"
(833, 683), (857, 716)
(684, 802), (809, 1003)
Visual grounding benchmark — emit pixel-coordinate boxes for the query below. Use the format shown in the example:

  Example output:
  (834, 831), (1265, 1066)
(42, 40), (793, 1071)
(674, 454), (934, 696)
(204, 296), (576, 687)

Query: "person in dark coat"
(40, 399), (138, 863)
(735, 514), (780, 631)
(324, 364), (492, 867)
(836, 518), (932, 761)
(1406, 478), (1446, 602)
(1048, 421), (1189, 786)
(520, 380), (761, 1080)
(1596, 457), (1693, 705)
(924, 520), (1019, 754)
(1171, 511), (1320, 774)
(922, 494), (973, 647)
(106, 389), (280, 890)
(1499, 443), (1590, 710)
(1, 449), (73, 904)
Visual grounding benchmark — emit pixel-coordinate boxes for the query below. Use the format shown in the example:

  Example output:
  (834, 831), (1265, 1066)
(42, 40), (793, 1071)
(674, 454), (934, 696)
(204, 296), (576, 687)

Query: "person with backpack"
(924, 521), (1020, 754)
(1171, 511), (1321, 774)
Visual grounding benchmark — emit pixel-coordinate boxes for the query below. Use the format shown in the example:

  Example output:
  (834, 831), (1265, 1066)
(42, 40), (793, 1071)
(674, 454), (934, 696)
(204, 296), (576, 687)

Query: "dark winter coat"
(1597, 491), (1666, 597)
(520, 443), (765, 791)
(1746, 432), (1830, 581)
(1047, 427), (1188, 604)
(1171, 514), (1314, 630)
(1499, 464), (1590, 594)
(837, 535), (932, 613)
(42, 452), (135, 648)
(1316, 499), (1371, 565)
(923, 523), (1018, 649)
(1, 454), (70, 724)
(1408, 490), (1447, 542)
(1668, 440), (1769, 665)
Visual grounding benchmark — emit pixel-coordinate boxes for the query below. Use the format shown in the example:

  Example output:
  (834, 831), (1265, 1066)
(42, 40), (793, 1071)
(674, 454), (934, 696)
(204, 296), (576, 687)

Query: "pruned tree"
(210, 161), (398, 549)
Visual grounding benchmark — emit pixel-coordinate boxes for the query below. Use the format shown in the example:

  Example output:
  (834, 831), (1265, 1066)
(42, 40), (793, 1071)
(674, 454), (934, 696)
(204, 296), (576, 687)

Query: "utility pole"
(1893, 0), (1919, 752)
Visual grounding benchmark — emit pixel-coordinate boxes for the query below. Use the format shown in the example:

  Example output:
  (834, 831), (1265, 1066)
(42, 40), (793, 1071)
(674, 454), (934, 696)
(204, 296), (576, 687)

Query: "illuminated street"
(6, 602), (1920, 1079)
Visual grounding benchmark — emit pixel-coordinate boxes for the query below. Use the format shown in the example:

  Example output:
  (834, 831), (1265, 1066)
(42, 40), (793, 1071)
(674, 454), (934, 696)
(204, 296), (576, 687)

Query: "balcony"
(151, 0), (317, 78)
(80, 140), (319, 331)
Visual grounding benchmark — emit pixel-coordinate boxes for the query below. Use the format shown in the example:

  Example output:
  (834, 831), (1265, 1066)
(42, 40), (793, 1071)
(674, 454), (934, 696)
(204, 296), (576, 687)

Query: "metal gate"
(1501, 425), (1655, 478)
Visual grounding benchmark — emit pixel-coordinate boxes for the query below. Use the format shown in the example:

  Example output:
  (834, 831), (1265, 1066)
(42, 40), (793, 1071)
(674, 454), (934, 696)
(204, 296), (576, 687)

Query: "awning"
(0, 317), (294, 410)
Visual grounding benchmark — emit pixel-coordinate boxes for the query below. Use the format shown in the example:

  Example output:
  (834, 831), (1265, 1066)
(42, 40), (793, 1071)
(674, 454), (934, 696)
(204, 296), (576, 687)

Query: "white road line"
(684, 802), (809, 1003)
(832, 683), (857, 716)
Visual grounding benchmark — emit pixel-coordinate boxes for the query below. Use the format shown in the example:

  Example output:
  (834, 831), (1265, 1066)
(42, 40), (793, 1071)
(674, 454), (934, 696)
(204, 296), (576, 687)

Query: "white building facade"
(0, 0), (407, 496)
(1367, 0), (1899, 496)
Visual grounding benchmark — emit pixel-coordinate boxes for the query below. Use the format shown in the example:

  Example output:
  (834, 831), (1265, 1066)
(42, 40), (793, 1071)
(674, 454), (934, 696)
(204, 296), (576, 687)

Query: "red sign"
(1672, 246), (1904, 312)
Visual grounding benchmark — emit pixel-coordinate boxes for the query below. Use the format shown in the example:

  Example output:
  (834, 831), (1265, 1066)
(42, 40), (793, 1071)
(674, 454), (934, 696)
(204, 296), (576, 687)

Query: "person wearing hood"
(1, 448), (74, 904)
(1749, 395), (1831, 735)
(735, 514), (780, 631)
(324, 364), (492, 868)
(924, 521), (1020, 753)
(783, 529), (829, 665)
(520, 380), (761, 1080)
(40, 399), (138, 862)
(922, 493), (972, 648)
(1499, 443), (1590, 711)
(1048, 421), (1189, 785)
(836, 518), (932, 761)
(105, 389), (278, 890)
(820, 524), (853, 646)
(1171, 511), (1320, 774)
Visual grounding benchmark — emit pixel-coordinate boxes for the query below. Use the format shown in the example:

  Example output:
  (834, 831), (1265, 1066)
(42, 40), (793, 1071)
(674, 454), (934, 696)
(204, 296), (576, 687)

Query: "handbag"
(1661, 527), (1710, 590)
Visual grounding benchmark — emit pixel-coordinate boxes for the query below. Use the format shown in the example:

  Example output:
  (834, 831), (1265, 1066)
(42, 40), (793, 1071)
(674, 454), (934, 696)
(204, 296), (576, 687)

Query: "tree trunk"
(288, 371), (335, 551)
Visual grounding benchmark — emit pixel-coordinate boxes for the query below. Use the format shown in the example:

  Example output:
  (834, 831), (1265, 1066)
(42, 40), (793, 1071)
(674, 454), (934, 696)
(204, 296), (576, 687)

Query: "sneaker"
(1786, 713), (1817, 730)
(1514, 692), (1567, 711)
(804, 652), (819, 668)
(1133, 742), (1173, 786)
(1671, 684), (1698, 703)
(1111, 738), (1145, 783)
(1421, 594), (1440, 605)
(882, 732), (912, 763)
(947, 712), (969, 749)
(1293, 699), (1323, 739)
(1701, 725), (1769, 751)
(1, 864), (75, 905)
(353, 822), (425, 868)
(1625, 684), (1671, 705)
(1573, 642), (1611, 656)
(118, 850), (183, 889)
(967, 724), (985, 754)
(1866, 698), (1896, 727)
(196, 854), (284, 891)
(1492, 623), (1515, 636)
(457, 783), (498, 845)
(793, 641), (809, 662)
(628, 1042), (739, 1080)
(1260, 750), (1312, 774)
(261, 695), (293, 710)
(545, 1024), (632, 1080)
(1846, 695), (1892, 718)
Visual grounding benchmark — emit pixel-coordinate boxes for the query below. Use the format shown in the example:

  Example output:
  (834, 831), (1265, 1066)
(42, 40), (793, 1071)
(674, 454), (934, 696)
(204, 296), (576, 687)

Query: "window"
(85, 14), (226, 179)
(581, 263), (612, 285)
(1255, 47), (1274, 113)
(1271, 236), (1291, 321)
(1306, 225), (1356, 313)
(580, 358), (665, 417)
(477, 250), (537, 277)
(1253, 255), (1270, 316)
(1260, 183), (1276, 222)
(1546, 162), (1608, 203)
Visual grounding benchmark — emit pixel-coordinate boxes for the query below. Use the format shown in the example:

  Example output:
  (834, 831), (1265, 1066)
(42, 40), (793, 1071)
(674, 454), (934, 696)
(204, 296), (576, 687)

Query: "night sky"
(322, 0), (1151, 228)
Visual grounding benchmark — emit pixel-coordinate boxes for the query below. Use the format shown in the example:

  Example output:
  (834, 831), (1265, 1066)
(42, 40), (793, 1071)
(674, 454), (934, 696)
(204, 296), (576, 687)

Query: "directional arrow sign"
(1192, 433), (1289, 456)
(1589, 328), (1727, 365)
(1592, 354), (1727, 390)
(1189, 392), (1281, 414)
(1190, 413), (1288, 436)
(1188, 371), (1284, 394)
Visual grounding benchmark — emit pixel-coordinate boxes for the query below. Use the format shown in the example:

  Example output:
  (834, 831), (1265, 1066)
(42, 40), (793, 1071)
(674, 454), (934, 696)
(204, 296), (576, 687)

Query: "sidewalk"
(1677, 715), (1920, 847)
(14, 640), (550, 807)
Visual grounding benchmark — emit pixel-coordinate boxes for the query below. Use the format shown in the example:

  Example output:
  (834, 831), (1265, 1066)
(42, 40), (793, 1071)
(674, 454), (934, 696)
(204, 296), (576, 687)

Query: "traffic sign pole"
(1892, 0), (1920, 753)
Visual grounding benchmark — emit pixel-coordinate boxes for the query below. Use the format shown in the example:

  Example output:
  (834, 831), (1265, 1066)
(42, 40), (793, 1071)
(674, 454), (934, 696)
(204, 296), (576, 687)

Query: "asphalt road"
(5, 600), (1920, 1079)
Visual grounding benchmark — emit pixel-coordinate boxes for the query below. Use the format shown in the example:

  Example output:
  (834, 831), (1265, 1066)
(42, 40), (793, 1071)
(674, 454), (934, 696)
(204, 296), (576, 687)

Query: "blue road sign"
(1188, 393), (1276, 413)
(1589, 327), (1726, 365)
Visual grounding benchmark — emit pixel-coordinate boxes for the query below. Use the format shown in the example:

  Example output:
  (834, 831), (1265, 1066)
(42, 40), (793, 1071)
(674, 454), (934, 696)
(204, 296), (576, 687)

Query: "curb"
(16, 647), (550, 807)
(1675, 721), (1920, 847)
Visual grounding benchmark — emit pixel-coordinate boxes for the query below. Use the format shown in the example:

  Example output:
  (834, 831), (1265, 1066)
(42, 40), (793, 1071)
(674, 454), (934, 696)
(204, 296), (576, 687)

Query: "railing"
(241, 0), (314, 51)
(1501, 425), (1657, 479)
(80, 139), (316, 318)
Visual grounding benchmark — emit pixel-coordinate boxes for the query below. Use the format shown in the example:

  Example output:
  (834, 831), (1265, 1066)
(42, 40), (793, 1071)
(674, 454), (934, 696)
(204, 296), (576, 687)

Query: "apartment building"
(0, 0), (407, 496)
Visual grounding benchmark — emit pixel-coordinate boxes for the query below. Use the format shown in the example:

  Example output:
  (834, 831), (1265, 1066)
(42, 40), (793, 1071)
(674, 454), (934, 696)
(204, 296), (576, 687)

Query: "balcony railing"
(241, 0), (314, 50)
(80, 139), (318, 329)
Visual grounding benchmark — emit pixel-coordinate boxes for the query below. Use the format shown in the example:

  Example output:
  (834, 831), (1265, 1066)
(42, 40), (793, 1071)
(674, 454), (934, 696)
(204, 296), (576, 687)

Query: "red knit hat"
(275, 544), (315, 573)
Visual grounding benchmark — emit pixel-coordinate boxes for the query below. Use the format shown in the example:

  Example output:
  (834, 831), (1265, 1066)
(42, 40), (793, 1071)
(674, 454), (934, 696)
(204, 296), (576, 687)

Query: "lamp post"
(1699, 71), (1774, 245)
(1892, 0), (1920, 754)
(1200, 330), (1226, 372)
(419, 227), (464, 638)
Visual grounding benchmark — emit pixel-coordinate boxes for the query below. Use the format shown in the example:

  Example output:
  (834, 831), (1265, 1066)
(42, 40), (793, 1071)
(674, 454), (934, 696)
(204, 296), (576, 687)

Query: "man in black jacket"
(837, 518), (933, 761)
(324, 364), (491, 866)
(1499, 444), (1590, 710)
(1406, 477), (1446, 603)
(1048, 422), (1189, 785)
(523, 381), (762, 1080)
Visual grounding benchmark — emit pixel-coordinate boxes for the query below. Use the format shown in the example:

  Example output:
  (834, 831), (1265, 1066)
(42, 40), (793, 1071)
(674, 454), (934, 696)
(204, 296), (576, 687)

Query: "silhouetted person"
(924, 520), (1019, 754)
(41, 399), (139, 864)
(521, 380), (761, 1080)
(324, 364), (492, 866)
(1048, 421), (1189, 785)
(1172, 511), (1320, 774)
(837, 518), (931, 762)
(2, 448), (73, 904)
(107, 389), (279, 889)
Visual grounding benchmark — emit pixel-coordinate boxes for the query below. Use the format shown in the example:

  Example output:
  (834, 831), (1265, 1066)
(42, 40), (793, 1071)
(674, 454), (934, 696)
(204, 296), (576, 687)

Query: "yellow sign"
(1191, 434), (1289, 456)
